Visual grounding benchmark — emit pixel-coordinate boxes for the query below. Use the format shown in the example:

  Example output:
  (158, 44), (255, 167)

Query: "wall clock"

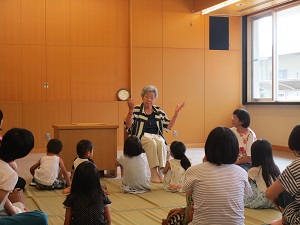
(116, 88), (130, 101)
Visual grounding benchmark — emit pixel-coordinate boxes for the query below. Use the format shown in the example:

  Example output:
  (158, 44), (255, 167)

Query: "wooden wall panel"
(0, 45), (22, 102)
(0, 103), (23, 136)
(204, 50), (241, 137)
(131, 0), (163, 47)
(46, 46), (71, 102)
(70, 0), (117, 46)
(46, 0), (71, 45)
(163, 48), (205, 145)
(21, 45), (46, 102)
(163, 0), (205, 48)
(131, 47), (163, 106)
(23, 103), (71, 151)
(70, 47), (117, 101)
(229, 16), (242, 51)
(246, 105), (300, 146)
(117, 47), (130, 91)
(71, 102), (118, 125)
(0, 0), (21, 44)
(118, 101), (128, 148)
(117, 0), (130, 48)
(21, 0), (45, 45)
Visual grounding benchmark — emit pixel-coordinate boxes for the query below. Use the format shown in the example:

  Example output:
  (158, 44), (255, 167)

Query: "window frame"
(242, 2), (300, 105)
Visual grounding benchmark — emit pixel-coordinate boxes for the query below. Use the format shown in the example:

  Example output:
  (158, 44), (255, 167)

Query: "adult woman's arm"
(125, 98), (135, 128)
(104, 206), (112, 225)
(167, 102), (185, 130)
(64, 208), (71, 225)
(265, 180), (285, 207)
(235, 156), (251, 165)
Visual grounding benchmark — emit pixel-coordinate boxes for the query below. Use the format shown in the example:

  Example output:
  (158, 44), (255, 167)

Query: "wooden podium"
(52, 124), (118, 177)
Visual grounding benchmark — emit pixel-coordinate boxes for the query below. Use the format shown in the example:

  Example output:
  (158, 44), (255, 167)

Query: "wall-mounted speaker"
(209, 16), (229, 50)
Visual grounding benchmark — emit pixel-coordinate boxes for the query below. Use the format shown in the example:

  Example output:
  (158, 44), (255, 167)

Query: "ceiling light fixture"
(201, 0), (240, 15)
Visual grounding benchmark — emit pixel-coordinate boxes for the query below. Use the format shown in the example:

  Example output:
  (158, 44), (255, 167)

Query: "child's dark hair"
(124, 135), (143, 157)
(77, 140), (94, 158)
(251, 139), (280, 187)
(0, 128), (34, 162)
(288, 124), (300, 152)
(47, 139), (63, 154)
(71, 161), (103, 203)
(170, 141), (191, 170)
(233, 109), (251, 128)
(205, 127), (239, 165)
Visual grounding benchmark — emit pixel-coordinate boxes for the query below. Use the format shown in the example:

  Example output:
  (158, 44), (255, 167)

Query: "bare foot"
(150, 167), (161, 183)
(35, 185), (41, 190)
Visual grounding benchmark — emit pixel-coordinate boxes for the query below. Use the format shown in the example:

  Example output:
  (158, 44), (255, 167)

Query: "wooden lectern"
(52, 124), (118, 177)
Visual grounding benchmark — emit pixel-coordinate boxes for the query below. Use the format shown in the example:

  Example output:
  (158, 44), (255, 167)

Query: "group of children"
(116, 135), (191, 194)
(2, 106), (300, 224)
(27, 138), (111, 225)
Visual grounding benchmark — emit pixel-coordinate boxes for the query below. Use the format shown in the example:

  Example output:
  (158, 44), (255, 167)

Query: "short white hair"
(141, 85), (158, 99)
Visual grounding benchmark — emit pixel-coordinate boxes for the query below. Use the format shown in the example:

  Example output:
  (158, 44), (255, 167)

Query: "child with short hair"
(115, 135), (151, 193)
(0, 109), (26, 190)
(244, 139), (281, 208)
(63, 161), (111, 225)
(0, 128), (48, 224)
(30, 139), (71, 190)
(62, 140), (94, 194)
(163, 141), (191, 192)
(62, 140), (108, 195)
(72, 139), (94, 171)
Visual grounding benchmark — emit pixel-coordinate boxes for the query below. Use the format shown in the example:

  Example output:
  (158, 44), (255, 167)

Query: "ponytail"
(180, 154), (191, 170)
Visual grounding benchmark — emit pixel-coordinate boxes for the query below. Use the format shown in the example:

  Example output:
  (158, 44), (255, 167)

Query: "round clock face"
(117, 89), (130, 101)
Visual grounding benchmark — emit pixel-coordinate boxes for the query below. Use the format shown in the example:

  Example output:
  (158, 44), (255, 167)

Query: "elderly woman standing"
(125, 85), (185, 183)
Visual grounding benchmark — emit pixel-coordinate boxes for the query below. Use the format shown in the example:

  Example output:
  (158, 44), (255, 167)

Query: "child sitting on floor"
(163, 141), (191, 192)
(115, 135), (151, 194)
(30, 138), (71, 190)
(62, 139), (109, 195)
(244, 139), (280, 208)
(62, 140), (94, 194)
(63, 161), (111, 225)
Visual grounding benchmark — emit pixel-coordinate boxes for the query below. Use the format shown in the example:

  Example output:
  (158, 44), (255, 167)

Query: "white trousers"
(141, 133), (167, 169)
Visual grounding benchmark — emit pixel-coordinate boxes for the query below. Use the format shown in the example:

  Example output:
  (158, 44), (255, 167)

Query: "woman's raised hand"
(127, 98), (135, 111)
(175, 102), (185, 114)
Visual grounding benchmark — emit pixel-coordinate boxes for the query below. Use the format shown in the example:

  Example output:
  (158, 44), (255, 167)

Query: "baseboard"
(272, 145), (291, 153)
(31, 148), (46, 153)
(33, 144), (287, 153)
(118, 143), (205, 151)
(185, 143), (205, 148)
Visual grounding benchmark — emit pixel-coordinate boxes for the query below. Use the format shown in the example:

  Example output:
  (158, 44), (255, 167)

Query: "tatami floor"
(16, 148), (295, 181)
(14, 148), (295, 225)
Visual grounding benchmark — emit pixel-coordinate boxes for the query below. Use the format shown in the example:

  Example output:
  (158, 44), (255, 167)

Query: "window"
(243, 3), (300, 104)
